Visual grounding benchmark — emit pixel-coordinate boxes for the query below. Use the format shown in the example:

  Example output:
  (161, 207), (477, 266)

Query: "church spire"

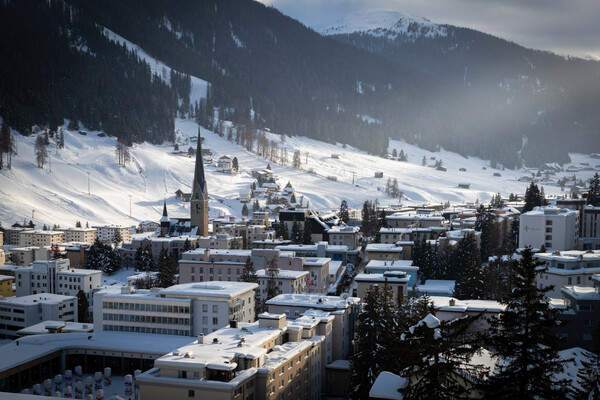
(162, 199), (168, 217)
(190, 128), (209, 236)
(160, 198), (170, 237)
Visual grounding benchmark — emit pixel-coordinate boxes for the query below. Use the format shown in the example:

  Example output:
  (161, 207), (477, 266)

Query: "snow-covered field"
(0, 116), (597, 229)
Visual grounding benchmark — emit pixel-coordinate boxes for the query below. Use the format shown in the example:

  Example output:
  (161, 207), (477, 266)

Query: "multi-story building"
(92, 224), (131, 244)
(196, 233), (243, 250)
(93, 281), (258, 336)
(327, 226), (361, 250)
(0, 275), (14, 297)
(304, 258), (330, 294)
(18, 230), (65, 247)
(519, 206), (579, 251)
(535, 249), (600, 298)
(135, 313), (325, 400)
(3, 227), (33, 245)
(7, 247), (36, 266)
(14, 259), (102, 301)
(57, 227), (97, 244)
(0, 231), (3, 247)
(266, 293), (361, 361)
(364, 260), (419, 287)
(354, 272), (409, 301)
(386, 212), (445, 229)
(559, 274), (600, 351)
(365, 243), (404, 262)
(256, 268), (309, 303)
(0, 249), (4, 266)
(580, 205), (600, 250)
(0, 293), (77, 338)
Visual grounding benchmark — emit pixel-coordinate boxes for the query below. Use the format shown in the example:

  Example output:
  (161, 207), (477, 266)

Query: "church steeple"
(160, 199), (170, 237)
(190, 128), (209, 236)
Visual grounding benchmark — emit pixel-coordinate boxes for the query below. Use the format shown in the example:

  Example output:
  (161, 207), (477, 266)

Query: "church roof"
(192, 130), (207, 200)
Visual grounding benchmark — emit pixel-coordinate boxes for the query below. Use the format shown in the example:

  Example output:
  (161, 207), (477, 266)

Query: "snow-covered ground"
(0, 116), (597, 229)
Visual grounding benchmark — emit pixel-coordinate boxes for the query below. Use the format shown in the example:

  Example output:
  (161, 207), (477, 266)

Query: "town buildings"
(519, 206), (578, 251)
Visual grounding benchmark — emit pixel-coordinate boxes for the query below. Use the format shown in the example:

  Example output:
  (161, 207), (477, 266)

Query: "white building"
(519, 206), (578, 251)
(18, 230), (65, 247)
(535, 250), (600, 298)
(327, 226), (361, 250)
(57, 227), (97, 244)
(92, 224), (132, 244)
(14, 259), (102, 301)
(93, 281), (258, 337)
(256, 268), (309, 303)
(0, 293), (77, 338)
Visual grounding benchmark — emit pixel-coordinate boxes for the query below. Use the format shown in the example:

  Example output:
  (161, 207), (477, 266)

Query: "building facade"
(519, 206), (578, 251)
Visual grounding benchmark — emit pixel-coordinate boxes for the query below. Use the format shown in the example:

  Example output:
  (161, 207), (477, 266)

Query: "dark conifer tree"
(76, 290), (90, 323)
(290, 220), (303, 244)
(588, 173), (600, 207)
(453, 233), (486, 299)
(485, 247), (570, 399)
(155, 248), (177, 288)
(134, 244), (156, 272)
(576, 321), (600, 400)
(339, 200), (349, 224)
(241, 203), (249, 216)
(302, 221), (312, 245)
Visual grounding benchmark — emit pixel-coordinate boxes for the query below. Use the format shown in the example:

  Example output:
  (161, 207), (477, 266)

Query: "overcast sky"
(258, 0), (600, 60)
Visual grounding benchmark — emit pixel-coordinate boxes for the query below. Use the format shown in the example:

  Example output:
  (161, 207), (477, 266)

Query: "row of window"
(103, 313), (190, 325)
(103, 302), (190, 313)
(103, 325), (189, 335)
(190, 267), (242, 275)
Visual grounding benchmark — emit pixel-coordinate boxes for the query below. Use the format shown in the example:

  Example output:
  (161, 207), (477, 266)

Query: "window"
(202, 304), (208, 312)
(213, 317), (218, 325)
(583, 333), (593, 341)
(545, 235), (552, 240)
(584, 319), (592, 326)
(577, 276), (581, 284)
(546, 227), (552, 233)
(213, 305), (218, 313)
(179, 371), (187, 378)
(568, 277), (572, 285)
(188, 390), (195, 398)
(578, 304), (593, 312)
(546, 220), (553, 225)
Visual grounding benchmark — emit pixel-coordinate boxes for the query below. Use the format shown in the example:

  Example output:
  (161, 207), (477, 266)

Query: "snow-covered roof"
(17, 321), (94, 335)
(59, 268), (102, 276)
(266, 294), (360, 310)
(522, 206), (577, 217)
(366, 243), (403, 253)
(365, 260), (417, 271)
(304, 257), (330, 266)
(160, 281), (258, 299)
(429, 296), (505, 313)
(561, 285), (600, 300)
(354, 273), (409, 283)
(328, 260), (343, 275)
(369, 371), (407, 399)
(326, 359), (351, 370)
(0, 293), (75, 306)
(535, 249), (600, 263)
(415, 280), (455, 295)
(327, 225), (360, 234)
(0, 274), (14, 281)
(256, 269), (308, 279)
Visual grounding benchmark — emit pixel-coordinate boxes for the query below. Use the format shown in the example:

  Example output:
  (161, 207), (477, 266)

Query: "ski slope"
(0, 117), (597, 229)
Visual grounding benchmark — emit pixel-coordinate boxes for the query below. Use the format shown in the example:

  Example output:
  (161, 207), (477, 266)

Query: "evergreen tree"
(264, 268), (280, 306)
(339, 200), (349, 224)
(232, 156), (239, 171)
(485, 247), (570, 399)
(84, 238), (121, 274)
(588, 173), (600, 206)
(241, 203), (249, 216)
(491, 193), (504, 208)
(302, 220), (313, 244)
(276, 221), (289, 240)
(453, 233), (486, 299)
(292, 150), (301, 169)
(422, 155), (427, 166)
(240, 257), (261, 318)
(133, 274), (155, 289)
(290, 193), (297, 203)
(399, 312), (486, 399)
(523, 182), (542, 213)
(483, 255), (515, 301)
(76, 290), (90, 323)
(134, 244), (156, 272)
(350, 285), (385, 400)
(182, 238), (192, 252)
(155, 248), (177, 288)
(252, 199), (260, 212)
(113, 230), (122, 246)
(290, 220), (303, 244)
(576, 321), (600, 400)
(34, 134), (48, 168)
(75, 220), (82, 228)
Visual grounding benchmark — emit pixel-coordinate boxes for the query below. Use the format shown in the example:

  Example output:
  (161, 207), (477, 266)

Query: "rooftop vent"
(449, 299), (456, 306)
(184, 352), (193, 358)
(213, 338), (220, 344)
(197, 334), (205, 344)
(173, 350), (181, 356)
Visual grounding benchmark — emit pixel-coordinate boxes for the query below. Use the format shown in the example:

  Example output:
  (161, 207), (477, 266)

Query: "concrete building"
(56, 227), (97, 244)
(266, 293), (361, 361)
(14, 259), (102, 301)
(0, 248), (4, 266)
(354, 272), (409, 301)
(519, 206), (578, 251)
(535, 250), (600, 298)
(0, 231), (3, 247)
(0, 274), (14, 297)
(559, 274), (600, 351)
(256, 268), (309, 303)
(92, 224), (131, 244)
(428, 296), (506, 332)
(386, 212), (446, 229)
(364, 260), (419, 287)
(94, 281), (258, 337)
(196, 233), (243, 250)
(3, 227), (33, 245)
(7, 247), (36, 266)
(136, 314), (325, 400)
(18, 230), (65, 247)
(0, 293), (77, 338)
(365, 243), (404, 262)
(580, 205), (600, 250)
(327, 226), (360, 250)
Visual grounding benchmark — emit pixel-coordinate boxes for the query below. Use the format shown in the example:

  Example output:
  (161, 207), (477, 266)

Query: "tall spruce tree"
(84, 238), (121, 274)
(290, 220), (303, 244)
(588, 173), (600, 207)
(523, 182), (542, 213)
(76, 290), (90, 323)
(576, 321), (600, 400)
(339, 200), (349, 224)
(399, 312), (486, 399)
(453, 233), (486, 300)
(134, 244), (156, 272)
(240, 256), (261, 317)
(155, 248), (177, 288)
(485, 247), (570, 399)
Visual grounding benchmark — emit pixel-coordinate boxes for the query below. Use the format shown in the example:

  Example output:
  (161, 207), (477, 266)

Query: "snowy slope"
(320, 10), (447, 40)
(0, 117), (597, 229)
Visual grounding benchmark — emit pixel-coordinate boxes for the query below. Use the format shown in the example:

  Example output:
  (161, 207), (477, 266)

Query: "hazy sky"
(258, 0), (600, 60)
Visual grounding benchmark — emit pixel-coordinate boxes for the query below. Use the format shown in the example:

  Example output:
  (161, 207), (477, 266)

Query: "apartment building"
(327, 226), (360, 250)
(135, 313), (325, 400)
(0, 275), (14, 297)
(14, 259), (102, 300)
(354, 271), (409, 301)
(93, 281), (258, 336)
(18, 230), (65, 247)
(0, 293), (77, 338)
(580, 206), (600, 250)
(519, 206), (579, 251)
(256, 268), (309, 303)
(386, 212), (445, 229)
(56, 227), (97, 244)
(535, 249), (600, 297)
(0, 249), (4, 266)
(266, 293), (361, 361)
(3, 227), (33, 245)
(92, 224), (132, 244)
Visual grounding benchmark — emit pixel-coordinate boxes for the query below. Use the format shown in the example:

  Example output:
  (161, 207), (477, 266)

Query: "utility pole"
(351, 172), (356, 185)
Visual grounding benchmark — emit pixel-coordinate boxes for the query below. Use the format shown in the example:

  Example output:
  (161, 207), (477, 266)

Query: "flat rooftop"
(160, 281), (258, 299)
(429, 296), (506, 313)
(0, 293), (75, 306)
(266, 293), (360, 310)
(256, 269), (308, 279)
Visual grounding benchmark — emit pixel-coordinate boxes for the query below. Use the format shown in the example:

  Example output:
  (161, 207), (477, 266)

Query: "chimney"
(197, 334), (205, 344)
(230, 320), (238, 328)
(449, 299), (456, 306)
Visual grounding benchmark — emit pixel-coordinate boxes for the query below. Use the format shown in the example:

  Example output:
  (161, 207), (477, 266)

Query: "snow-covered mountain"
(320, 10), (447, 41)
(1, 117), (596, 229)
